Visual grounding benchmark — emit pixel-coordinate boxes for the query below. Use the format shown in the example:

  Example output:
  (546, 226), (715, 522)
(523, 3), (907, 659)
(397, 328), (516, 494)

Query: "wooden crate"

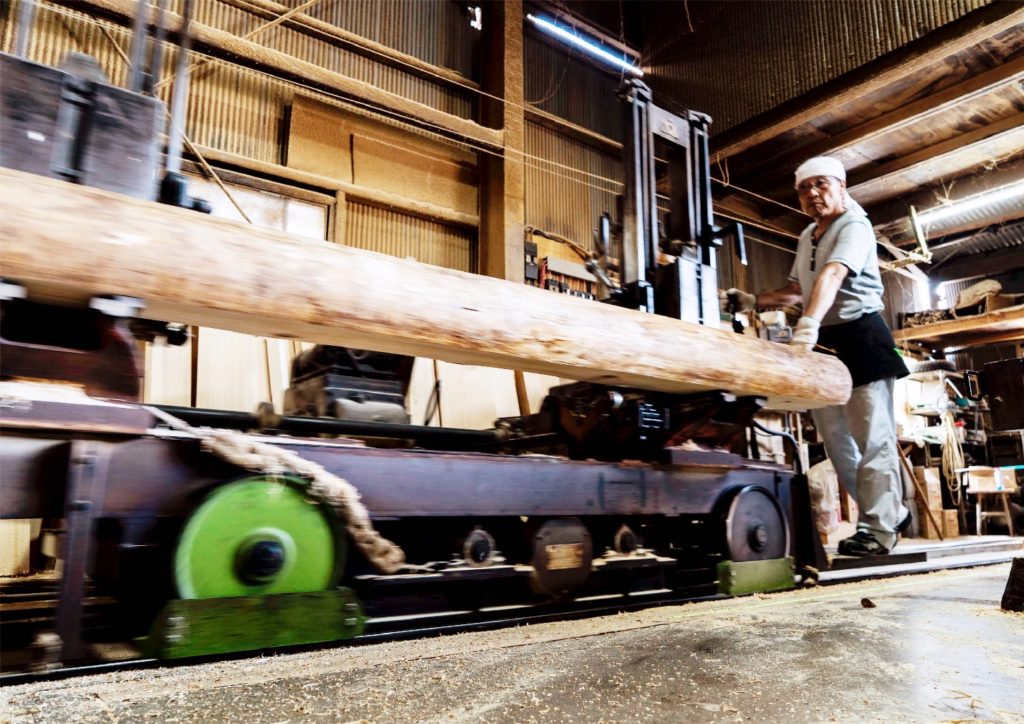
(942, 509), (960, 538)
(916, 502), (943, 539)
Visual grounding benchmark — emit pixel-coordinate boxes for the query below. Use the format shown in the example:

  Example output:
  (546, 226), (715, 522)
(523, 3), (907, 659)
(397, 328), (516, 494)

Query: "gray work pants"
(812, 377), (907, 549)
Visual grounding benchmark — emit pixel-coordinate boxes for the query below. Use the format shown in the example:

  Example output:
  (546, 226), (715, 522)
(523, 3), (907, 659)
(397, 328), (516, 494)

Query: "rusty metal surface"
(524, 120), (622, 250)
(0, 426), (787, 522)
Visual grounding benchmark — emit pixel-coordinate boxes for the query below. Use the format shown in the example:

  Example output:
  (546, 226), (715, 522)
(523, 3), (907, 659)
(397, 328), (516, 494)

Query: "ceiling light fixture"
(917, 180), (1024, 224)
(526, 14), (643, 77)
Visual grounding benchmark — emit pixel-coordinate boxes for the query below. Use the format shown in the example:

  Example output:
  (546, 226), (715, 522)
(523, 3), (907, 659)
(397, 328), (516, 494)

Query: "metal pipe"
(164, 0), (192, 173)
(143, 0), (169, 95)
(14, 0), (38, 58)
(153, 405), (506, 449)
(126, 0), (149, 91)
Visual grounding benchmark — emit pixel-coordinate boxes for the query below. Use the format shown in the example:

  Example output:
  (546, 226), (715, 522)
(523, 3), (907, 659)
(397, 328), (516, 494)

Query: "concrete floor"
(3, 562), (1023, 723)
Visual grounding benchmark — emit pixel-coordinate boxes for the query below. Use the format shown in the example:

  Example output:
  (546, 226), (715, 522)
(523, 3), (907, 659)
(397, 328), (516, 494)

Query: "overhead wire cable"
(35, 2), (797, 250)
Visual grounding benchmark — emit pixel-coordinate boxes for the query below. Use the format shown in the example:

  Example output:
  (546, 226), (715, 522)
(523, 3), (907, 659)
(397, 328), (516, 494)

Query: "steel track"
(2, 552), (1017, 686)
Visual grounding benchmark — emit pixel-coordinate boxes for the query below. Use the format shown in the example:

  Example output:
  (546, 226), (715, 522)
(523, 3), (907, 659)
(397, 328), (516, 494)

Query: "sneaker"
(837, 530), (890, 557)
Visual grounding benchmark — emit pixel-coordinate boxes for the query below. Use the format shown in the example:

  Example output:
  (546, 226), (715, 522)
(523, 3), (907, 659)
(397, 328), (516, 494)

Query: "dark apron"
(817, 312), (910, 389)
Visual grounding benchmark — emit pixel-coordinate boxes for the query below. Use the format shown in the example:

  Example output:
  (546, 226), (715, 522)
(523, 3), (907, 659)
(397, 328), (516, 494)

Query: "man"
(728, 156), (910, 556)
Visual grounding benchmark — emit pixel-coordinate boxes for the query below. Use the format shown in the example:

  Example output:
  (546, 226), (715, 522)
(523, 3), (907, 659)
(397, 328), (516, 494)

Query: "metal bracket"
(89, 295), (146, 318)
(55, 440), (113, 662)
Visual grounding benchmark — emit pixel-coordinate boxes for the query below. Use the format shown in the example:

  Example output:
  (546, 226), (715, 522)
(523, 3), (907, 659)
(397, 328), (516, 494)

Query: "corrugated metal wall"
(523, 33), (626, 249)
(644, 0), (992, 132)
(4, 0), (479, 269)
(524, 34), (624, 141)
(183, 0), (475, 117)
(345, 201), (475, 272)
(524, 122), (622, 250)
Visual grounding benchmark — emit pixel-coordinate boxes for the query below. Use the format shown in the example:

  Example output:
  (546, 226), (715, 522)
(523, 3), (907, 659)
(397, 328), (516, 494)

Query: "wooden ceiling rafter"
(723, 54), (1024, 193)
(846, 112), (1024, 202)
(703, 3), (1024, 268)
(711, 3), (1024, 162)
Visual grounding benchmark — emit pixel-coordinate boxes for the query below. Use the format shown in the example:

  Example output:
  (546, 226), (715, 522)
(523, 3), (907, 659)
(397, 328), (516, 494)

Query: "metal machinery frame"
(0, 10), (821, 672)
(615, 79), (744, 326)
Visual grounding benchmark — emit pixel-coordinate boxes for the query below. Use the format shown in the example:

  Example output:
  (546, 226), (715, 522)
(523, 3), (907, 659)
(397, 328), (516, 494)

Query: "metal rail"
(3, 551), (1017, 686)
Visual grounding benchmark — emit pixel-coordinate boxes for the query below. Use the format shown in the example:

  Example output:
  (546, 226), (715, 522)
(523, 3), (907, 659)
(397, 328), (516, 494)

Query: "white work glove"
(790, 316), (821, 351)
(719, 288), (756, 313)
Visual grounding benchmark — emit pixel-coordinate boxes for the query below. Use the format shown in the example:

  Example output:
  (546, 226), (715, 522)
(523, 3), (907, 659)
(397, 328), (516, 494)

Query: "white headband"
(795, 156), (846, 188)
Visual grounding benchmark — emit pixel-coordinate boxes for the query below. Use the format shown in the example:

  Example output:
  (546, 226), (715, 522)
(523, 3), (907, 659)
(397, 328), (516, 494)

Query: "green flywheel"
(174, 476), (344, 599)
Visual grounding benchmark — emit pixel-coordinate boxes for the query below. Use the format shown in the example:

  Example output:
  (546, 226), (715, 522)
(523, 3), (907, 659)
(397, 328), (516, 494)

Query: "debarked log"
(0, 169), (852, 409)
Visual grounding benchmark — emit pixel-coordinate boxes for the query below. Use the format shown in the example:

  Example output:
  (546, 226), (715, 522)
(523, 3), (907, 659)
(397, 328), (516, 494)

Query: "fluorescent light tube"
(527, 14), (643, 77)
(919, 180), (1024, 224)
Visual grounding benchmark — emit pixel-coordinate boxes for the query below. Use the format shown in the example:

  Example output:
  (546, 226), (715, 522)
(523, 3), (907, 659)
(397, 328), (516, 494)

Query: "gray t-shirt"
(788, 210), (885, 327)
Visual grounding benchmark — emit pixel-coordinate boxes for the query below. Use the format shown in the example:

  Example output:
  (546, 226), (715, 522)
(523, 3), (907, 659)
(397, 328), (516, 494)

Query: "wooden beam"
(218, 0), (479, 92)
(893, 305), (1024, 344)
(63, 0), (503, 151)
(713, 194), (805, 240)
(525, 106), (622, 155)
(848, 112), (1024, 194)
(712, 3), (1024, 161)
(189, 144), (479, 229)
(0, 168), (851, 410)
(872, 157), (1024, 242)
(941, 329), (1024, 352)
(478, 1), (526, 282)
(756, 113), (1024, 218)
(730, 54), (1024, 186)
(929, 244), (1024, 283)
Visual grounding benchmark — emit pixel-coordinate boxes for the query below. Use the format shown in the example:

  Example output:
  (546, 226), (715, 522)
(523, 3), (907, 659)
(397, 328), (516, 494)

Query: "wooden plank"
(67, 0), (503, 151)
(0, 168), (851, 410)
(848, 112), (1024, 193)
(218, 0), (479, 92)
(730, 55), (1024, 186)
(352, 135), (478, 217)
(190, 144), (478, 229)
(893, 305), (1024, 344)
(712, 3), (1024, 161)
(286, 95), (352, 183)
(714, 194), (805, 240)
(941, 329), (1024, 353)
(0, 520), (33, 576)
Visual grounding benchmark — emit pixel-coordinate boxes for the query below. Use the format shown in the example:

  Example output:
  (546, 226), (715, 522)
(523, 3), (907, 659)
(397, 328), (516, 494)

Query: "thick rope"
(147, 407), (405, 573)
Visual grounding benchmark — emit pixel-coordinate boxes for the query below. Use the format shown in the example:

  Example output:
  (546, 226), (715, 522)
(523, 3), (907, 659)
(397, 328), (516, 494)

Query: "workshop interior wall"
(6, 1), (635, 427)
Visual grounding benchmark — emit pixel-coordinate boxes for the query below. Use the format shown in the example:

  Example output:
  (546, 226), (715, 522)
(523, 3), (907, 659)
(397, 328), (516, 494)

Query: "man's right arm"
(756, 282), (802, 309)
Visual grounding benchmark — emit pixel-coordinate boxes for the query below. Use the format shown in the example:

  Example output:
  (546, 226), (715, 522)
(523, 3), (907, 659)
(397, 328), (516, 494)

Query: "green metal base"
(144, 588), (365, 659)
(717, 557), (796, 596)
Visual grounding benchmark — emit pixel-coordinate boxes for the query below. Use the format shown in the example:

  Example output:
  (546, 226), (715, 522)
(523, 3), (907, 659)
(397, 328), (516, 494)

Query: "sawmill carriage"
(0, 2), (846, 671)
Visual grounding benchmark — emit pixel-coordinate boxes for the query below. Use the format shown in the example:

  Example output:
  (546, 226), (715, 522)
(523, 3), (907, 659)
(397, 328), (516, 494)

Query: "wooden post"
(479, 0), (525, 282)
(332, 191), (347, 245)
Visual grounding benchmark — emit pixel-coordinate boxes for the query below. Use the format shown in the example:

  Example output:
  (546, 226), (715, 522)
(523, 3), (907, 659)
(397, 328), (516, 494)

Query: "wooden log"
(0, 169), (852, 410)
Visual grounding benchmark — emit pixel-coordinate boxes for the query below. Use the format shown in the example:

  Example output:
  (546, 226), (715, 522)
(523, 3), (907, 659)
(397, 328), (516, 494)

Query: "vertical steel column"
(620, 81), (649, 287)
(127, 0), (150, 92)
(164, 0), (193, 174)
(55, 441), (112, 661)
(14, 0), (38, 58)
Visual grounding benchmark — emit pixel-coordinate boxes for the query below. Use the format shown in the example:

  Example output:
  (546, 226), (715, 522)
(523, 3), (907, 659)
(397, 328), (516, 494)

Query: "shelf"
(894, 304), (1024, 348)
(904, 370), (963, 382)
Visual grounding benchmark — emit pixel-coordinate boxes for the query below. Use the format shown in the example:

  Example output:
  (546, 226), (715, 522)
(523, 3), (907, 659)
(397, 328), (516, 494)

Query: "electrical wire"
(32, 1), (798, 254)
